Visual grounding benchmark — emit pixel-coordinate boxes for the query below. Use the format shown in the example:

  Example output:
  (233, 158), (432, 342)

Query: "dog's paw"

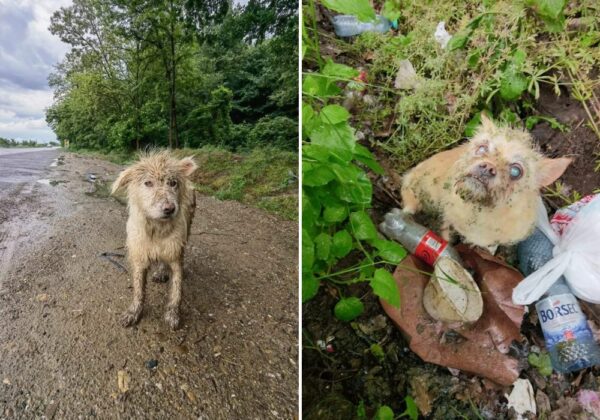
(151, 272), (169, 283)
(164, 307), (180, 330)
(120, 308), (142, 327)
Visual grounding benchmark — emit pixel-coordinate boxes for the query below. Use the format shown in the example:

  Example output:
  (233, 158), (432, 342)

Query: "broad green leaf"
(354, 144), (384, 174)
(330, 161), (363, 183)
(320, 104), (350, 125)
(371, 268), (400, 307)
(349, 211), (378, 240)
(321, 0), (376, 23)
(302, 103), (316, 137)
(302, 271), (319, 302)
(302, 229), (314, 271)
(499, 69), (528, 100)
(530, 0), (566, 32)
(302, 189), (320, 232)
(323, 204), (348, 223)
(447, 30), (471, 51)
(512, 49), (527, 67)
(302, 144), (331, 163)
(356, 401), (367, 419)
(334, 297), (364, 321)
(336, 172), (372, 204)
(302, 74), (341, 97)
(314, 232), (332, 260)
(372, 238), (407, 263)
(303, 163), (335, 187)
(382, 0), (401, 22)
(528, 352), (553, 376)
(322, 60), (359, 80)
(374, 405), (394, 420)
(467, 49), (481, 69)
(332, 230), (353, 258)
(310, 123), (355, 162)
(402, 396), (419, 420)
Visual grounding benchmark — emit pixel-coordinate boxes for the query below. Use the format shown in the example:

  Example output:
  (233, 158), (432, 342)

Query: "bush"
(246, 116), (297, 150)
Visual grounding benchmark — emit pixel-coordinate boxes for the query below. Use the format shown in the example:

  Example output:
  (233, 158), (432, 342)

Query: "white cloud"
(0, 0), (71, 142)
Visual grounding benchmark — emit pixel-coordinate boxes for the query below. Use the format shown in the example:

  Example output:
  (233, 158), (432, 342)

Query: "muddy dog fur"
(111, 151), (197, 329)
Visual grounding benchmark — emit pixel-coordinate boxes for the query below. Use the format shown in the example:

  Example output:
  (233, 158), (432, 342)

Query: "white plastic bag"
(512, 195), (600, 304)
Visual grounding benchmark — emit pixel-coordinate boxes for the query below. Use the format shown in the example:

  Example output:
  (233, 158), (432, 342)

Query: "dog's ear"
(179, 157), (198, 178)
(111, 167), (135, 195)
(536, 157), (572, 187)
(479, 112), (496, 132)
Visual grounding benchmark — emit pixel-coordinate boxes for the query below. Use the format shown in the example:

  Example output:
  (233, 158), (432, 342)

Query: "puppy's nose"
(162, 203), (176, 216)
(477, 162), (496, 178)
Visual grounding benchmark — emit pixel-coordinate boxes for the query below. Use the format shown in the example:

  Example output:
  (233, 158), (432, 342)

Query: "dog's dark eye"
(144, 180), (153, 187)
(509, 163), (523, 180)
(168, 179), (178, 187)
(476, 144), (488, 156)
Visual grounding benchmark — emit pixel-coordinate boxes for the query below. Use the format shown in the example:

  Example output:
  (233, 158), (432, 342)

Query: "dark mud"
(0, 152), (298, 419)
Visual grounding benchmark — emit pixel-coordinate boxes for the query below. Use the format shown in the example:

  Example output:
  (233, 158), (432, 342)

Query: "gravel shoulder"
(0, 151), (298, 419)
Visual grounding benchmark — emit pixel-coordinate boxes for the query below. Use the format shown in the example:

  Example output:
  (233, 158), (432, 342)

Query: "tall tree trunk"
(169, 1), (179, 149)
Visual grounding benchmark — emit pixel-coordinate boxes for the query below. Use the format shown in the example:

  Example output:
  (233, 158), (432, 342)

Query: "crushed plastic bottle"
(379, 208), (461, 266)
(519, 227), (600, 373)
(332, 15), (392, 37)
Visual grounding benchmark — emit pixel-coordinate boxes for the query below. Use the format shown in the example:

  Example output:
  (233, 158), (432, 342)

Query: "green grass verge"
(71, 146), (298, 221)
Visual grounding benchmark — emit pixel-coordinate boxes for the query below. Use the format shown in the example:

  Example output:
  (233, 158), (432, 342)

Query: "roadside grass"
(71, 146), (298, 221)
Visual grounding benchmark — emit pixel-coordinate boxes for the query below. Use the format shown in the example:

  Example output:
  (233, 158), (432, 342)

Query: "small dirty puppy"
(112, 151), (197, 329)
(401, 115), (571, 249)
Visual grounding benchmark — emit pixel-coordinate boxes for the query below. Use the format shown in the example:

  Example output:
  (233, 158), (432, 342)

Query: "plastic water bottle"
(379, 208), (462, 266)
(331, 15), (392, 37)
(519, 228), (600, 372)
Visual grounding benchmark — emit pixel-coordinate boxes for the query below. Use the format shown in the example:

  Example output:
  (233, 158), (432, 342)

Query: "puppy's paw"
(120, 308), (142, 327)
(164, 307), (180, 330)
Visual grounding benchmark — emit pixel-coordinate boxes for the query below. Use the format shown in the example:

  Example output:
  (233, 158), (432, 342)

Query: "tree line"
(46, 0), (298, 152)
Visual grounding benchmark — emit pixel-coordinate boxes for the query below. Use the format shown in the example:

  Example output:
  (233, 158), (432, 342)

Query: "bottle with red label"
(378, 208), (462, 266)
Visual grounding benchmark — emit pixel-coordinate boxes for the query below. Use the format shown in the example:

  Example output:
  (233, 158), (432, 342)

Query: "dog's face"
(112, 152), (197, 221)
(452, 115), (571, 206)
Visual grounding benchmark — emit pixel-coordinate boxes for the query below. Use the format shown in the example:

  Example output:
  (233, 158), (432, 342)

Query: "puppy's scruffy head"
(111, 150), (197, 221)
(453, 115), (571, 206)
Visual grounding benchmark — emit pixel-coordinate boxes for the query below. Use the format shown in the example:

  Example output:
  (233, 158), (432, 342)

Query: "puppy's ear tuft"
(537, 157), (572, 187)
(111, 168), (134, 195)
(179, 156), (198, 178)
(479, 112), (496, 132)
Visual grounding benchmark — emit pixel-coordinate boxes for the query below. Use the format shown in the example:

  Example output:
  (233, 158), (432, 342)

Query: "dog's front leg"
(164, 258), (183, 329)
(121, 263), (148, 327)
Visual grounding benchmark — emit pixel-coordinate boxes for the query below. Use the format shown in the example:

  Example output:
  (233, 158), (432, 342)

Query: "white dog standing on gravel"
(111, 151), (197, 329)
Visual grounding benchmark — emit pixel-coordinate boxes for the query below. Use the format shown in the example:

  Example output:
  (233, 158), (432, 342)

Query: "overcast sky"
(0, 0), (71, 143)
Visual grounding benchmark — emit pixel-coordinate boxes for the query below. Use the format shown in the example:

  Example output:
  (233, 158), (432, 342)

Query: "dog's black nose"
(162, 203), (175, 215)
(477, 162), (496, 178)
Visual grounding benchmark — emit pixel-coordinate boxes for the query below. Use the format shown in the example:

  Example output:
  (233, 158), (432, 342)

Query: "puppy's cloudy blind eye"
(168, 179), (177, 187)
(144, 180), (153, 187)
(509, 163), (523, 180)
(476, 145), (488, 155)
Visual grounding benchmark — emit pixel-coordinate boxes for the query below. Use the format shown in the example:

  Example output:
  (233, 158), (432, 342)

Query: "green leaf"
(302, 271), (319, 302)
(402, 396), (419, 420)
(321, 104), (350, 125)
(371, 268), (400, 307)
(302, 189), (320, 232)
(336, 172), (372, 204)
(374, 405), (394, 420)
(303, 163), (335, 187)
(467, 49), (481, 69)
(332, 230), (353, 258)
(356, 400), (367, 420)
(512, 49), (527, 67)
(302, 74), (341, 98)
(322, 60), (359, 80)
(314, 232), (332, 261)
(370, 343), (385, 361)
(323, 204), (348, 223)
(354, 144), (384, 175)
(349, 211), (378, 240)
(530, 0), (566, 32)
(302, 229), (315, 271)
(447, 30), (471, 51)
(310, 123), (355, 163)
(528, 352), (553, 376)
(321, 0), (376, 23)
(334, 297), (364, 321)
(372, 239), (407, 263)
(302, 103), (317, 137)
(303, 144), (332, 163)
(499, 69), (528, 101)
(330, 161), (363, 183)
(382, 0), (401, 21)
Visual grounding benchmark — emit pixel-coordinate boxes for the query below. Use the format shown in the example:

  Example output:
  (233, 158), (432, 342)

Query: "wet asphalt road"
(0, 147), (59, 186)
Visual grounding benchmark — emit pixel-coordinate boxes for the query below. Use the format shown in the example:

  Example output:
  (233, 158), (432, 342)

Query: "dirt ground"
(0, 151), (298, 419)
